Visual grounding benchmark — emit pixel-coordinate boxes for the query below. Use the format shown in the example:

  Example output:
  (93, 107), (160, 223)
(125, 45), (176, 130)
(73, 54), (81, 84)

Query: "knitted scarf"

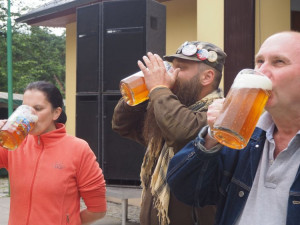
(140, 89), (223, 225)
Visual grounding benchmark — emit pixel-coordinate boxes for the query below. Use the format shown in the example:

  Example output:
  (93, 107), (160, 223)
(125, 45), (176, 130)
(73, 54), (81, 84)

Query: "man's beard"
(172, 73), (203, 107)
(142, 74), (203, 149)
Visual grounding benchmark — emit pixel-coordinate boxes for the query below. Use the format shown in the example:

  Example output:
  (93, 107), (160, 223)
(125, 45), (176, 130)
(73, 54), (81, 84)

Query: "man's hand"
(137, 52), (180, 91)
(204, 99), (225, 149)
(207, 98), (225, 131)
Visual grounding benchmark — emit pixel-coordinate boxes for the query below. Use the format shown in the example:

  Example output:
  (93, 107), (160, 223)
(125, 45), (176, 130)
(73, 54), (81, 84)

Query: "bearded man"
(112, 41), (227, 225)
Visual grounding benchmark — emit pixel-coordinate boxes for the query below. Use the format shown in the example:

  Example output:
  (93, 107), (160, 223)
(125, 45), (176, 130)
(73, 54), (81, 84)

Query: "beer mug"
(0, 105), (38, 151)
(211, 69), (272, 149)
(120, 61), (172, 106)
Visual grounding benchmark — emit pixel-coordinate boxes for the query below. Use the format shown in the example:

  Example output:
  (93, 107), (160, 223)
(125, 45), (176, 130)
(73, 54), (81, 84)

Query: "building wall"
(163, 0), (225, 88)
(197, 0), (225, 89)
(197, 0), (224, 49)
(163, 0), (197, 55)
(65, 22), (77, 136)
(255, 0), (290, 53)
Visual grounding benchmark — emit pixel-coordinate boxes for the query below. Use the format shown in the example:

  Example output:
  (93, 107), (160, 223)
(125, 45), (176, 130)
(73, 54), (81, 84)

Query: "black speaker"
(102, 95), (146, 182)
(76, 95), (99, 157)
(76, 0), (166, 185)
(77, 0), (166, 93)
(77, 5), (101, 93)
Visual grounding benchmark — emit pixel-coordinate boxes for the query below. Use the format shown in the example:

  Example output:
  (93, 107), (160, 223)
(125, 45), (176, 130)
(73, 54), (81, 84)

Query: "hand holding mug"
(120, 53), (176, 106)
(138, 52), (178, 91)
(0, 120), (7, 129)
(211, 69), (272, 149)
(0, 105), (38, 151)
(207, 98), (225, 131)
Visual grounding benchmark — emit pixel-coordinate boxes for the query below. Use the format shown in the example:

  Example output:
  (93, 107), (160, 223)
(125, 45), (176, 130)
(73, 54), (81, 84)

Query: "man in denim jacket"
(167, 31), (300, 225)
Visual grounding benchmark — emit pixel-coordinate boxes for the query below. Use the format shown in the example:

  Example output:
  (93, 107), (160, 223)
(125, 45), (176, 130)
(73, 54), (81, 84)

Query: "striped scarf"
(140, 89), (223, 225)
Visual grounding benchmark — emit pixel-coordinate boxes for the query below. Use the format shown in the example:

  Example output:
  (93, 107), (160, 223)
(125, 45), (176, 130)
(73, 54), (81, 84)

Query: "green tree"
(0, 1), (66, 95)
(12, 26), (66, 94)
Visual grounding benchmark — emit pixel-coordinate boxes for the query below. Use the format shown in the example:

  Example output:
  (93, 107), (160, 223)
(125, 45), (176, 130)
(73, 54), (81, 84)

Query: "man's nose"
(256, 63), (271, 79)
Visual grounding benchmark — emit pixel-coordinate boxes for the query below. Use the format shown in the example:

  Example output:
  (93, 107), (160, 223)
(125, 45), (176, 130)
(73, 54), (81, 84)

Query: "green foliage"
(0, 2), (66, 96)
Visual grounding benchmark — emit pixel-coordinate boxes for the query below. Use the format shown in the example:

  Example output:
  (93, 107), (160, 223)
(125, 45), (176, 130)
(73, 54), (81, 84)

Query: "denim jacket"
(167, 127), (300, 225)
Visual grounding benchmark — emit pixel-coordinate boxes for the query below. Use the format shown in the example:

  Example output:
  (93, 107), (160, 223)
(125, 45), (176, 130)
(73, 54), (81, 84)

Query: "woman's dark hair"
(24, 81), (67, 124)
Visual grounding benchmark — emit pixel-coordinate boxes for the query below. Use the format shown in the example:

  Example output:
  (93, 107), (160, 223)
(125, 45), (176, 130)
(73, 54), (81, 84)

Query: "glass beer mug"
(0, 105), (38, 150)
(211, 69), (272, 149)
(120, 61), (172, 106)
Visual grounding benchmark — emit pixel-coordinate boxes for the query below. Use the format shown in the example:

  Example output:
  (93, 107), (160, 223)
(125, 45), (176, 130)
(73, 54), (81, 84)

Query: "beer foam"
(232, 74), (272, 90)
(20, 105), (38, 122)
(28, 114), (38, 123)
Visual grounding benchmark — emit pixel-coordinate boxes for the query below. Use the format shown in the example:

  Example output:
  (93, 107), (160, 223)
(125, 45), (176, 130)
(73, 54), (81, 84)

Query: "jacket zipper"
(66, 214), (70, 224)
(25, 136), (43, 225)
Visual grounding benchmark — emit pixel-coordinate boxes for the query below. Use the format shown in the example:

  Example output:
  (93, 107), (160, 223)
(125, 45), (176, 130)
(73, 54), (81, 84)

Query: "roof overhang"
(0, 92), (23, 108)
(16, 0), (170, 27)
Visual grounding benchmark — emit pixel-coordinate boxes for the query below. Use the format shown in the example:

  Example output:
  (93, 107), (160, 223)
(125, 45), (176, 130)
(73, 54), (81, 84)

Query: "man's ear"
(200, 69), (215, 86)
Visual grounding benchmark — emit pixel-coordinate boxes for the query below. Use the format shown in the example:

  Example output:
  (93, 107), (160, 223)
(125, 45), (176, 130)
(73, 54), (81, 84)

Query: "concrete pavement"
(0, 197), (9, 225)
(0, 196), (140, 225)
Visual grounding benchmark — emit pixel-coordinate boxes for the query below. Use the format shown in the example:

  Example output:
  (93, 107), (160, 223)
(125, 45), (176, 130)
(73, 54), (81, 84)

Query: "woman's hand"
(0, 120), (7, 129)
(80, 209), (106, 225)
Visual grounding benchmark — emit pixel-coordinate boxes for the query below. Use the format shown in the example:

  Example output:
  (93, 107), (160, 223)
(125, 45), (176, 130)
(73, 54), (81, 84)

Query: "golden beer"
(120, 71), (149, 106)
(120, 61), (172, 106)
(211, 69), (272, 149)
(0, 105), (38, 151)
(0, 122), (36, 150)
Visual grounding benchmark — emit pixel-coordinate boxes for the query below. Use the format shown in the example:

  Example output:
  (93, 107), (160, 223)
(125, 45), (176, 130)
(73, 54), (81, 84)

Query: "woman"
(0, 81), (106, 225)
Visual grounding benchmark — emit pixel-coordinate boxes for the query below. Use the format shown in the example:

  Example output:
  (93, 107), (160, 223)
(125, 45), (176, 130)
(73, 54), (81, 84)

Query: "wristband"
(149, 85), (169, 94)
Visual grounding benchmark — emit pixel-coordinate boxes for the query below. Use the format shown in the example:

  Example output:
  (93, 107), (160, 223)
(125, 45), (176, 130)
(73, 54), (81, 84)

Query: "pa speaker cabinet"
(76, 0), (166, 93)
(102, 95), (146, 184)
(76, 95), (100, 158)
(77, 4), (101, 93)
(76, 0), (165, 185)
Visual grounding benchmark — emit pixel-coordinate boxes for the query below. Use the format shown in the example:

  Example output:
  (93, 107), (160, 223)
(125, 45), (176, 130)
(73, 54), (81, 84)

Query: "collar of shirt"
(256, 111), (300, 141)
(256, 111), (275, 141)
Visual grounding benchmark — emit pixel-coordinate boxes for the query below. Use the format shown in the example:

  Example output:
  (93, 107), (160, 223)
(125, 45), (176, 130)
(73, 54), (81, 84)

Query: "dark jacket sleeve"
(111, 97), (148, 146)
(167, 137), (221, 207)
(149, 87), (208, 153)
(112, 87), (208, 152)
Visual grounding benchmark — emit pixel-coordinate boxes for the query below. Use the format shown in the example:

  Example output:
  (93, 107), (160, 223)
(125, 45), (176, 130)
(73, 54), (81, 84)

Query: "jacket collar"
(30, 123), (67, 148)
